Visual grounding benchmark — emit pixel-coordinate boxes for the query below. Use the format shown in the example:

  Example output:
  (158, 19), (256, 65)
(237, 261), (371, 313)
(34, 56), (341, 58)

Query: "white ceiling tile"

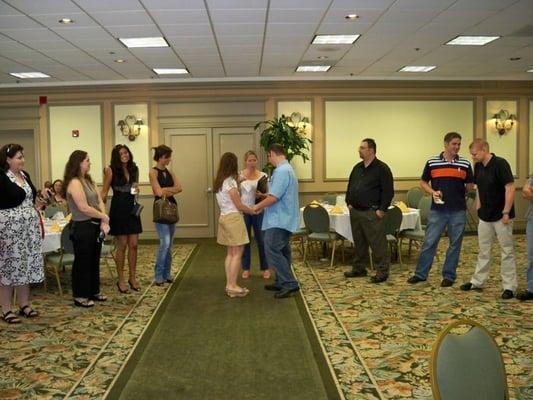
(207, 0), (267, 9)
(270, 0), (330, 9)
(0, 3), (22, 15)
(69, 39), (124, 50)
(380, 9), (442, 23)
(390, 0), (456, 10)
(213, 23), (264, 35)
(317, 22), (373, 35)
(74, 0), (144, 12)
(142, 0), (205, 9)
(91, 11), (153, 26)
(6, 0), (81, 14)
(160, 24), (213, 36)
(450, 0), (520, 11)
(210, 9), (266, 24)
(0, 15), (43, 29)
(106, 25), (162, 37)
(268, 9), (325, 24)
(30, 13), (97, 28)
(321, 8), (384, 24)
(217, 35), (262, 47)
(2, 29), (60, 41)
(267, 23), (317, 36)
(51, 26), (112, 40)
(150, 9), (209, 24)
(24, 40), (78, 51)
(166, 36), (217, 49)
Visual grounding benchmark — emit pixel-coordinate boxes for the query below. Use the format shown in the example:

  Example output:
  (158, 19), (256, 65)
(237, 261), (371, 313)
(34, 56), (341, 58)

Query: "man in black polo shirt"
(407, 132), (474, 287)
(344, 138), (394, 283)
(460, 139), (517, 299)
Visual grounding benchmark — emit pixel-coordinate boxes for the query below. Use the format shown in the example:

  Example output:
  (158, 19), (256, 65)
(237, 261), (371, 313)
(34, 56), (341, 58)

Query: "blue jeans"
(264, 228), (299, 290)
(527, 219), (533, 292)
(414, 209), (466, 281)
(155, 223), (175, 283)
(242, 213), (267, 271)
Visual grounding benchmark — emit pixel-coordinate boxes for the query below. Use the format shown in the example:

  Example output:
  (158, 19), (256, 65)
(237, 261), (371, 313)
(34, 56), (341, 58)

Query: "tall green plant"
(255, 115), (312, 172)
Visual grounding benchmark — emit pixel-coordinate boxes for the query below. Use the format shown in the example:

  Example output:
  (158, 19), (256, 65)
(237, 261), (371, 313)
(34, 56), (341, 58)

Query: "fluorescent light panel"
(153, 68), (188, 75)
(527, 69), (533, 73)
(446, 36), (500, 46)
(10, 72), (50, 79)
(312, 34), (360, 44)
(296, 65), (331, 72)
(399, 65), (436, 72)
(119, 37), (169, 48)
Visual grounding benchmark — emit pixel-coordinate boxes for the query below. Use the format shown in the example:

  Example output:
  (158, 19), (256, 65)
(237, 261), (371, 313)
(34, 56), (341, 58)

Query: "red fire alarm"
(39, 96), (47, 105)
(72, 129), (79, 137)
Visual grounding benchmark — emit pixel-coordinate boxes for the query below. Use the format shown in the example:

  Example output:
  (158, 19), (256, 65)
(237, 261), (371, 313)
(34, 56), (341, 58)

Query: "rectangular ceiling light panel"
(446, 36), (500, 46)
(9, 72), (51, 78)
(119, 37), (169, 48)
(312, 35), (360, 44)
(399, 66), (436, 72)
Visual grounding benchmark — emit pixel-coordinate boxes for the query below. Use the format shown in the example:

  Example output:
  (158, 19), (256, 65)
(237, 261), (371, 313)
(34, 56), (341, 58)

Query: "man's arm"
(501, 182), (515, 224)
(254, 194), (278, 213)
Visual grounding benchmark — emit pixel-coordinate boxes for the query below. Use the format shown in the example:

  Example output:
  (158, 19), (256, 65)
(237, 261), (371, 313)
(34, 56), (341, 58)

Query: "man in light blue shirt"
(254, 144), (300, 298)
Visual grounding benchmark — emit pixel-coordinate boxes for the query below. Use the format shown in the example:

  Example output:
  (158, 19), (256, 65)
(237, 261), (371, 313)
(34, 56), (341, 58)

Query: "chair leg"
(369, 247), (374, 270)
(330, 240), (337, 268)
(53, 264), (63, 297)
(303, 241), (309, 265)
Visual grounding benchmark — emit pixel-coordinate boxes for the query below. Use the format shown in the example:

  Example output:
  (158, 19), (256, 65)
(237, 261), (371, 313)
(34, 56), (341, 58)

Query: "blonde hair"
(243, 150), (258, 161)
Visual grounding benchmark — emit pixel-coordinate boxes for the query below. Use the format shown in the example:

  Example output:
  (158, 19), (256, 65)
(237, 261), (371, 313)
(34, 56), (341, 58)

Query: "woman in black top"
(148, 145), (182, 285)
(101, 145), (143, 293)
(0, 143), (45, 323)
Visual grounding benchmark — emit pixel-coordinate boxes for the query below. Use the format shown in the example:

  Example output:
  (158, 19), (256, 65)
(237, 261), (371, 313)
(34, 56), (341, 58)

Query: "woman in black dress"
(101, 145), (142, 293)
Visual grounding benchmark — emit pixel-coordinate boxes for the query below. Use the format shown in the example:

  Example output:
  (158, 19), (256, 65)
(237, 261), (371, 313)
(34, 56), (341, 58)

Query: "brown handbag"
(153, 196), (179, 224)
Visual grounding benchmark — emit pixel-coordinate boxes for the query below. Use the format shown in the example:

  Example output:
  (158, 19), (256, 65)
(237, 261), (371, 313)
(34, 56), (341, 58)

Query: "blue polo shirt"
(262, 160), (300, 233)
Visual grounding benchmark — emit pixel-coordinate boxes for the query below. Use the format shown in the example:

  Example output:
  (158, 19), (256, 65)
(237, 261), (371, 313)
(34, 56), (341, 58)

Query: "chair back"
(406, 187), (424, 208)
(417, 196), (432, 226)
(321, 193), (337, 205)
(45, 205), (67, 219)
(303, 204), (330, 234)
(60, 224), (75, 254)
(430, 319), (509, 400)
(383, 206), (403, 236)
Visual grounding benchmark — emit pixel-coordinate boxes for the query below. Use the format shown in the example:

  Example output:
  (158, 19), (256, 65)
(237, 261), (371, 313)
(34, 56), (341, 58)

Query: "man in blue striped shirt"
(407, 132), (475, 287)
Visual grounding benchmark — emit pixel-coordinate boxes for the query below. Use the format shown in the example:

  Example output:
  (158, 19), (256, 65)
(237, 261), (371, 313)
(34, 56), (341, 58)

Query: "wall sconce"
(492, 109), (516, 136)
(117, 115), (144, 141)
(287, 111), (312, 135)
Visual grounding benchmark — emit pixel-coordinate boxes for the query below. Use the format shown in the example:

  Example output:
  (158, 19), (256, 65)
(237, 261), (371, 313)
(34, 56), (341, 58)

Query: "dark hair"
(362, 138), (376, 153)
(63, 150), (94, 197)
(153, 145), (172, 161)
(0, 143), (24, 172)
(214, 152), (238, 193)
(444, 132), (462, 143)
(268, 143), (286, 157)
(111, 144), (138, 182)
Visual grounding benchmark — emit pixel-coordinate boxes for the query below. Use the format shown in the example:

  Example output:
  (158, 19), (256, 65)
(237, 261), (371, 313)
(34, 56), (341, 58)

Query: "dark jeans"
(264, 228), (299, 290)
(349, 208), (389, 277)
(71, 220), (102, 298)
(242, 213), (267, 270)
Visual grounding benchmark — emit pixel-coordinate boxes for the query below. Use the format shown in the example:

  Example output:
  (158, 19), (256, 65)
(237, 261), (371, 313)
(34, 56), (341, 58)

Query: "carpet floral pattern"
(0, 243), (196, 400)
(293, 235), (532, 400)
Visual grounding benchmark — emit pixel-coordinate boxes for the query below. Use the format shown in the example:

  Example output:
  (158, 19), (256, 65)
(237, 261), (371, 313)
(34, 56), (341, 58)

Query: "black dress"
(109, 167), (143, 236)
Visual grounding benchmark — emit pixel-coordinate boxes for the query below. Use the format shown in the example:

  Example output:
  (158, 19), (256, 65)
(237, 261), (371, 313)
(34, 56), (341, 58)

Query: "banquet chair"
(45, 224), (75, 296)
(399, 195), (438, 260)
(303, 204), (344, 267)
(430, 319), (509, 400)
(381, 206), (403, 268)
(321, 192), (337, 205)
(406, 187), (424, 209)
(465, 190), (478, 232)
(290, 227), (307, 257)
(100, 237), (116, 279)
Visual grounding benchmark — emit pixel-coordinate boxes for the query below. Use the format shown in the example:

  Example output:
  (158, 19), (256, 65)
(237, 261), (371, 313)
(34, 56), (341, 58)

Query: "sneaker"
(441, 279), (454, 287)
(516, 290), (533, 301)
(407, 275), (426, 284)
(501, 289), (514, 300)
(460, 282), (482, 291)
(344, 269), (367, 278)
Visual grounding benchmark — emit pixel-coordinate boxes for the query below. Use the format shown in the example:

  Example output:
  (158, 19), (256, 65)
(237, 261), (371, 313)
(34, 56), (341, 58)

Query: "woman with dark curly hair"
(101, 144), (142, 293)
(64, 150), (110, 307)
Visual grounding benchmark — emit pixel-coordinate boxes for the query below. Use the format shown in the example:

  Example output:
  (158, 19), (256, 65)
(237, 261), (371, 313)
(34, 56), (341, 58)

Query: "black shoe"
(407, 275), (426, 284)
(516, 290), (533, 301)
(441, 279), (454, 287)
(501, 289), (514, 299)
(460, 282), (482, 291)
(274, 287), (300, 299)
(128, 280), (141, 292)
(264, 283), (281, 291)
(370, 275), (388, 284)
(344, 269), (367, 278)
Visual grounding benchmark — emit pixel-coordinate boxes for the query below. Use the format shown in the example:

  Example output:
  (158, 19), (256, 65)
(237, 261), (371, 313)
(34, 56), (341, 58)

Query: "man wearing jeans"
(407, 132), (474, 287)
(517, 176), (533, 301)
(460, 139), (517, 299)
(254, 144), (300, 299)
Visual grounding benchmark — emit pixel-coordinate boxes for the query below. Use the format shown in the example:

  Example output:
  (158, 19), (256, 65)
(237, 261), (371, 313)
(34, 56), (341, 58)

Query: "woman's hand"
(100, 221), (110, 235)
(101, 214), (110, 224)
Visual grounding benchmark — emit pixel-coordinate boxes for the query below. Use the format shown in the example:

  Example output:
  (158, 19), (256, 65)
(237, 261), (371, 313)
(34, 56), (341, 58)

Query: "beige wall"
(1, 81), (533, 235)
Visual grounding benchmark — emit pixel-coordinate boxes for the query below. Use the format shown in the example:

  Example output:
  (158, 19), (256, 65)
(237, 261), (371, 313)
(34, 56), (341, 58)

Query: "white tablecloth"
(300, 205), (421, 243)
(41, 220), (67, 253)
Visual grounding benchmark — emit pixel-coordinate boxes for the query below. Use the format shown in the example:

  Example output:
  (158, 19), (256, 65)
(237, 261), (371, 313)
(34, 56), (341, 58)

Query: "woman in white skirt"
(214, 152), (255, 298)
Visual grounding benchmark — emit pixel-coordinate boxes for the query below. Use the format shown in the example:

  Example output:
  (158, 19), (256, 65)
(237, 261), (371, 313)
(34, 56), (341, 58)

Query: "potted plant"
(255, 112), (312, 174)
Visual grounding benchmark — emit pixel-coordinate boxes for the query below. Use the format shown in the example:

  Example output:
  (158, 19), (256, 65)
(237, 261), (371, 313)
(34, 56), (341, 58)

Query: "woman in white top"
(239, 150), (270, 279)
(214, 152), (255, 298)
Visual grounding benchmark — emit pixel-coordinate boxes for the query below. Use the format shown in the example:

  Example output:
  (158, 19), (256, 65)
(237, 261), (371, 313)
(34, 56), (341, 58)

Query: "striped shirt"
(421, 152), (474, 211)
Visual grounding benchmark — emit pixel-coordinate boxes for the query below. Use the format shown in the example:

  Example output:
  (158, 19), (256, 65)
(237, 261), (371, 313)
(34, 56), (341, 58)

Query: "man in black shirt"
(460, 139), (517, 299)
(344, 138), (394, 283)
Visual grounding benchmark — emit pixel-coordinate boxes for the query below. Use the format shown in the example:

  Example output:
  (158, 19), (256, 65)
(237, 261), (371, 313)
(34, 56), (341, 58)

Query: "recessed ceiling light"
(446, 36), (500, 46)
(399, 65), (436, 72)
(153, 68), (189, 75)
(114, 59), (126, 63)
(509, 57), (521, 61)
(312, 35), (360, 45)
(345, 14), (359, 20)
(58, 18), (75, 24)
(119, 37), (169, 48)
(9, 72), (51, 79)
(296, 65), (331, 72)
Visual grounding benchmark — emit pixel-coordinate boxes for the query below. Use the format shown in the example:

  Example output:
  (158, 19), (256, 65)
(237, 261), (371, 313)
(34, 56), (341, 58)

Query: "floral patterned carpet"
(293, 234), (533, 400)
(0, 243), (196, 400)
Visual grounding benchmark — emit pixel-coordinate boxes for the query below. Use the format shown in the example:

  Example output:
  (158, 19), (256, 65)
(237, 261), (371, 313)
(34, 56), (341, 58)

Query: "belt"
(353, 205), (378, 211)
(112, 185), (131, 193)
